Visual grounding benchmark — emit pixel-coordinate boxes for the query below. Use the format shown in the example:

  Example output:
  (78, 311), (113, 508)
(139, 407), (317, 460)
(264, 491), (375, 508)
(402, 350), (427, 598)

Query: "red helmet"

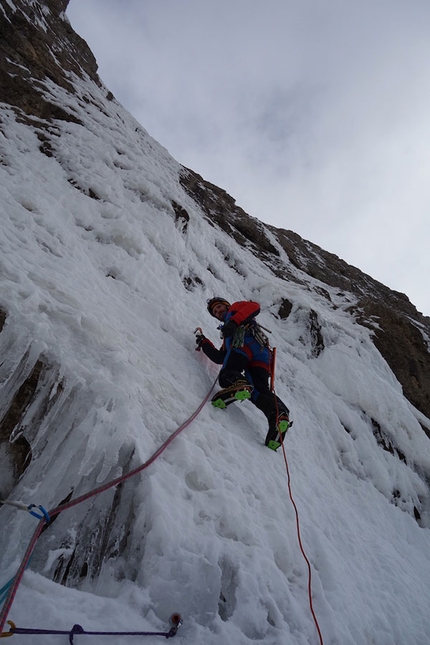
(207, 297), (231, 317)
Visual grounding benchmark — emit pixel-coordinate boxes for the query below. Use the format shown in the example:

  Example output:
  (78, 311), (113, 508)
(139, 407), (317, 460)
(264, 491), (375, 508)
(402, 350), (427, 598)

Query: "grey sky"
(67, 0), (430, 315)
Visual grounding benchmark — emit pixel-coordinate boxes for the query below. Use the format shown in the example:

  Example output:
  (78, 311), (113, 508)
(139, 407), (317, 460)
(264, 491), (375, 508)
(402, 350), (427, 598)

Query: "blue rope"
(1, 561), (32, 610)
(0, 502), (49, 608)
(2, 621), (181, 642)
(0, 581), (12, 607)
(0, 505), (48, 609)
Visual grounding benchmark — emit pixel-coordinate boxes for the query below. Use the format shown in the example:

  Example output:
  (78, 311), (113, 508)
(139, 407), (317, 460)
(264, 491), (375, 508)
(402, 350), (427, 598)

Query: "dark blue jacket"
(201, 301), (271, 370)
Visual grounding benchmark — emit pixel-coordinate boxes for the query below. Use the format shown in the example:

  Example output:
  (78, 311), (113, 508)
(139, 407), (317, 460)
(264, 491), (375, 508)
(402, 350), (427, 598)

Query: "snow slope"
(1, 63), (430, 644)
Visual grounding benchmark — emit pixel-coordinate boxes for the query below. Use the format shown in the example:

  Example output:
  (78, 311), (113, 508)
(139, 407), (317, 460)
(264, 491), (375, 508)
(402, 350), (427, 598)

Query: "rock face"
(0, 0), (100, 122)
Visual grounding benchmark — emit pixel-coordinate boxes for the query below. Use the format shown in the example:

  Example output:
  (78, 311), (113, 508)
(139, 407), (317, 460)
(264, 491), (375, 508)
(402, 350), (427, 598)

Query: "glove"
(195, 332), (206, 351)
(221, 320), (238, 338)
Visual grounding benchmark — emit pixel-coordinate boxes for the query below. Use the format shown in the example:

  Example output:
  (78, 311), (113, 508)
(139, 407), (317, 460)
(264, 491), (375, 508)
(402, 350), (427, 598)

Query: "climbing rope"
(279, 442), (324, 645)
(271, 347), (324, 645)
(0, 584), (12, 609)
(0, 379), (217, 634)
(2, 361), (324, 643)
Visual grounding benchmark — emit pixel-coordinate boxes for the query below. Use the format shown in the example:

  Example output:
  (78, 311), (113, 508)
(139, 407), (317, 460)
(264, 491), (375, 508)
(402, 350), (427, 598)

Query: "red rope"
(0, 379), (217, 633)
(270, 347), (324, 645)
(280, 441), (324, 645)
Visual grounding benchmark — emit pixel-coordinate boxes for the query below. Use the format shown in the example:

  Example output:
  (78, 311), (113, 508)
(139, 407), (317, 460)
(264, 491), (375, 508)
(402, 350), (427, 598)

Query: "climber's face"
(212, 303), (228, 320)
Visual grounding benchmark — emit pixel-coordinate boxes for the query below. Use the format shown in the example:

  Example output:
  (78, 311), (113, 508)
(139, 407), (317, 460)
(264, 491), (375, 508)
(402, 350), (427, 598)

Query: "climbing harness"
(231, 321), (271, 349)
(0, 381), (217, 635)
(231, 325), (246, 348)
(251, 322), (271, 348)
(0, 613), (182, 641)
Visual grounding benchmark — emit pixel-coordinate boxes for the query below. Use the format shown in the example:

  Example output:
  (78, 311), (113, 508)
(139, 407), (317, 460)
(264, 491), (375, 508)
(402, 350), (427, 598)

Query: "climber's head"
(207, 297), (230, 320)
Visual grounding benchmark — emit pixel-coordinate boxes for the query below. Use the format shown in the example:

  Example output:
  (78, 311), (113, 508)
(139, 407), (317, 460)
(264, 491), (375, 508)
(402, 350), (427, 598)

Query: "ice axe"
(194, 327), (203, 351)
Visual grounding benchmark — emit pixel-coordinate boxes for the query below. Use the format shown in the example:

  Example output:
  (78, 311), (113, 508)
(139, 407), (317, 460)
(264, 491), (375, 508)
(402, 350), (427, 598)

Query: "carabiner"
(27, 504), (50, 523)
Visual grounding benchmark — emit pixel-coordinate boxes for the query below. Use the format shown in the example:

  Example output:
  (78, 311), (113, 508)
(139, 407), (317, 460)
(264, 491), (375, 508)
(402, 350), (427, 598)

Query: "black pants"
(219, 350), (289, 427)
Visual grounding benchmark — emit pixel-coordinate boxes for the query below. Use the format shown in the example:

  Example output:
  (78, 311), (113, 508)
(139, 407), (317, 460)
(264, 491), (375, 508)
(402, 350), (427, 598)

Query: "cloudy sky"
(67, 0), (430, 316)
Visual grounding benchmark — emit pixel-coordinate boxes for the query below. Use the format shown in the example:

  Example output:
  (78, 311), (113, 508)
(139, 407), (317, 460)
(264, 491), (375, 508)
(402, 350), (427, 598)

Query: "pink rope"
(270, 350), (324, 644)
(0, 379), (217, 633)
(280, 442), (325, 645)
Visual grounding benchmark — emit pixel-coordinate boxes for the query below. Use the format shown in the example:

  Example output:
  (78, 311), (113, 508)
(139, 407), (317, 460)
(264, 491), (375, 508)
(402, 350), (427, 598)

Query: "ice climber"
(195, 297), (290, 450)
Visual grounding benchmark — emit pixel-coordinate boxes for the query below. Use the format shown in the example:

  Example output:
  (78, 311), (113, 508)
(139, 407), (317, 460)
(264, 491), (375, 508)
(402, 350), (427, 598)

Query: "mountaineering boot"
(211, 379), (253, 409)
(265, 413), (291, 451)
